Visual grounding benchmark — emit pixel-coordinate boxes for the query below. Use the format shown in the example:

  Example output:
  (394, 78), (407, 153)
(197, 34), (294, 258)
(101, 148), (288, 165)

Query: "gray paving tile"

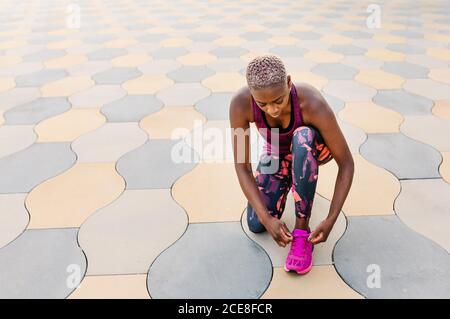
(82, 34), (117, 44)
(373, 89), (433, 115)
(329, 44), (367, 55)
(323, 92), (345, 113)
(386, 43), (426, 54)
(360, 133), (441, 179)
(101, 94), (163, 122)
(391, 30), (424, 38)
(147, 222), (272, 299)
(188, 32), (221, 42)
(334, 215), (450, 298)
(150, 47), (189, 59)
(28, 34), (64, 45)
(291, 31), (322, 40)
(167, 65), (215, 83)
(210, 46), (248, 58)
(92, 67), (142, 85)
(195, 92), (232, 121)
(269, 45), (307, 57)
(0, 228), (86, 299)
(172, 22), (199, 30)
(4, 97), (71, 125)
(311, 63), (358, 80)
(240, 32), (273, 41)
(15, 69), (68, 87)
(22, 49), (66, 62)
(0, 142), (76, 193)
(341, 31), (373, 39)
(137, 33), (168, 43)
(87, 48), (127, 60)
(395, 179), (450, 252)
(116, 139), (199, 189)
(382, 61), (429, 78)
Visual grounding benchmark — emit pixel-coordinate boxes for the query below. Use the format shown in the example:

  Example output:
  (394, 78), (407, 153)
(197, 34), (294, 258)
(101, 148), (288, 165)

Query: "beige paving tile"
(339, 102), (403, 133)
(72, 123), (147, 162)
(69, 275), (149, 299)
(122, 74), (173, 94)
(395, 179), (450, 252)
(289, 71), (328, 90)
(26, 163), (125, 229)
(429, 69), (450, 85)
(41, 76), (94, 97)
(67, 61), (112, 77)
(440, 152), (450, 183)
(202, 72), (246, 92)
(337, 119), (368, 154)
(140, 106), (206, 139)
(320, 34), (353, 45)
(424, 33), (450, 43)
(111, 53), (151, 67)
(78, 189), (187, 275)
(261, 266), (363, 299)
(156, 83), (210, 106)
(44, 54), (87, 69)
(242, 193), (346, 266)
(268, 36), (299, 45)
(304, 50), (344, 63)
(0, 194), (29, 249)
(427, 47), (450, 61)
(317, 154), (400, 216)
(213, 35), (245, 46)
(35, 109), (105, 142)
(373, 34), (406, 44)
(172, 162), (247, 222)
(160, 37), (192, 47)
(323, 80), (377, 102)
(0, 77), (15, 93)
(0, 56), (22, 68)
(0, 125), (36, 158)
(0, 40), (27, 50)
(400, 115), (450, 152)
(104, 37), (137, 48)
(355, 69), (404, 89)
(366, 48), (405, 61)
(176, 52), (217, 65)
(70, 85), (127, 108)
(47, 39), (82, 50)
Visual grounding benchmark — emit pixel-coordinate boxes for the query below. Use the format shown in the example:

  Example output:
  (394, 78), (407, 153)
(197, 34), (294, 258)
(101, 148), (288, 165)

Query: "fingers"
(309, 232), (324, 244)
(282, 223), (292, 238)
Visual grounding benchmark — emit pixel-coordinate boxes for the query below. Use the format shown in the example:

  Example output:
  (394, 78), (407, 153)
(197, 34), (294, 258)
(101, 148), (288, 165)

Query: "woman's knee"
(246, 202), (267, 233)
(291, 126), (317, 150)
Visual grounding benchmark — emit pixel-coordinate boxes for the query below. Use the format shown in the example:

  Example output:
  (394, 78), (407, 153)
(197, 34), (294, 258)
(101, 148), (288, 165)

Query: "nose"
(268, 106), (280, 115)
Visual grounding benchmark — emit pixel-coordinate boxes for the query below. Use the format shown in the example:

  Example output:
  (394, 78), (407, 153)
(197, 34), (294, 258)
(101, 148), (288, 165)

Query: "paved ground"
(0, 0), (450, 299)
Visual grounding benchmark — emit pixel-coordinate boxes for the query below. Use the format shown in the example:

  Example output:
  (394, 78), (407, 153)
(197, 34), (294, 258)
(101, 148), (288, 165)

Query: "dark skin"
(229, 75), (354, 248)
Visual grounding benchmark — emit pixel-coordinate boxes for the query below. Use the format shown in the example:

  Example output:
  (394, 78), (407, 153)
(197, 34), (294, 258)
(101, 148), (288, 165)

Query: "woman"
(229, 55), (354, 275)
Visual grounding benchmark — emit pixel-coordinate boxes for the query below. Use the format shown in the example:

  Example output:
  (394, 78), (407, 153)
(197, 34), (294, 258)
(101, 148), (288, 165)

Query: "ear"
(286, 75), (292, 89)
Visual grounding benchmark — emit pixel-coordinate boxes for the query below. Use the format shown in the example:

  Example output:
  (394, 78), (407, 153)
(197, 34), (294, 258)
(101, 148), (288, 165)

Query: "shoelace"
(289, 235), (309, 259)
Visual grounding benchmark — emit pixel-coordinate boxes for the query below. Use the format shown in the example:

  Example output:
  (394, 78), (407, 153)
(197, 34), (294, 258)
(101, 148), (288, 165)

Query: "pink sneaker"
(284, 229), (313, 275)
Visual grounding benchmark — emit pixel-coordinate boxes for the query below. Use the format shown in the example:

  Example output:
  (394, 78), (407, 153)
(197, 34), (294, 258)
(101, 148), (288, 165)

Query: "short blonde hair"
(246, 55), (287, 90)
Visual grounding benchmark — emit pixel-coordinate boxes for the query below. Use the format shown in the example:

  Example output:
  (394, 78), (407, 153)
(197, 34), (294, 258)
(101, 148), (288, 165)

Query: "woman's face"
(251, 76), (292, 118)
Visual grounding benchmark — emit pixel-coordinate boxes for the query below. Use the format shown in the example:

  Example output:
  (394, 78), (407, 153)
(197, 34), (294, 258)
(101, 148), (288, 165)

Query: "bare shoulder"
(295, 82), (333, 125)
(229, 86), (252, 126)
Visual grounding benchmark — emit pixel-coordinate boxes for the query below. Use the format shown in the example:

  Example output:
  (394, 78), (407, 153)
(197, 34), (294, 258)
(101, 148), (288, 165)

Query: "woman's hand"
(263, 215), (293, 247)
(308, 218), (335, 244)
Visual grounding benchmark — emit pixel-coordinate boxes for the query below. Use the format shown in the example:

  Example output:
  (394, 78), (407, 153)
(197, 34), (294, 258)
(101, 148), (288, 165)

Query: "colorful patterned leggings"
(247, 125), (333, 233)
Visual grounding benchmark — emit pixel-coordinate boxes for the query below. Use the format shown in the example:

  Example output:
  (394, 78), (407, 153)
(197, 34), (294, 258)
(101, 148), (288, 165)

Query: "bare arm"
(229, 93), (293, 246)
(302, 86), (354, 239)
(229, 94), (271, 225)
